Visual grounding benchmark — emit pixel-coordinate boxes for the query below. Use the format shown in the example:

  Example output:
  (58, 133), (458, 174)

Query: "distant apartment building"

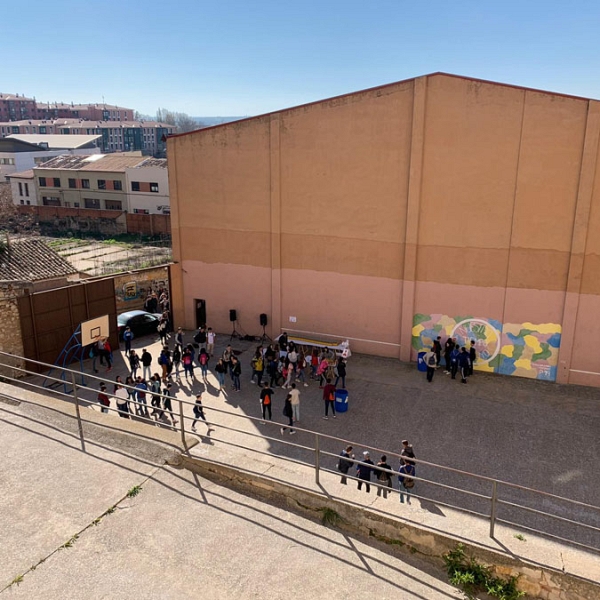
(0, 119), (174, 156)
(0, 135), (100, 178)
(0, 93), (133, 121)
(14, 153), (168, 213)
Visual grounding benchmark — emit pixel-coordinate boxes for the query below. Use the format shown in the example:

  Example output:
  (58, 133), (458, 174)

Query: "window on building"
(131, 181), (140, 192)
(74, 202), (79, 208)
(150, 182), (159, 193)
(98, 179), (106, 190)
(113, 180), (122, 190)
(12, 126), (19, 133)
(20, 199), (24, 205)
(84, 198), (100, 209)
(133, 208), (150, 214)
(39, 177), (47, 186)
(105, 200), (122, 210)
(18, 182), (23, 196)
(53, 177), (60, 187)
(68, 178), (76, 188)
(25, 183), (29, 197)
(81, 179), (90, 189)
(0, 158), (15, 165)
(42, 196), (60, 206)
(26, 200), (30, 205)
(39, 126), (46, 134)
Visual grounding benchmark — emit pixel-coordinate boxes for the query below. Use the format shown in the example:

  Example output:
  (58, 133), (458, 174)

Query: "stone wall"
(113, 265), (170, 313)
(0, 280), (30, 379)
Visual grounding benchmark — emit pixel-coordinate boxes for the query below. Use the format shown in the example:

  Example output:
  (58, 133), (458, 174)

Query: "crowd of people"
(422, 336), (477, 384)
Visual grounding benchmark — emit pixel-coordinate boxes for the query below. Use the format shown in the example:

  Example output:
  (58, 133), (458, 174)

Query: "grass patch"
(513, 533), (526, 542)
(126, 485), (143, 498)
(443, 544), (525, 600)
(321, 507), (342, 527)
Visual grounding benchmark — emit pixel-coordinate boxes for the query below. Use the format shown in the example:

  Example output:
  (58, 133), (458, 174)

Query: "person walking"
(458, 346), (471, 384)
(398, 462), (416, 504)
(356, 451), (374, 492)
(222, 345), (234, 380)
(295, 352), (309, 387)
(191, 393), (213, 433)
(103, 339), (113, 372)
(214, 358), (227, 392)
(231, 356), (241, 392)
(280, 393), (295, 435)
(194, 326), (207, 349)
(97, 383), (110, 414)
(376, 455), (393, 499)
(125, 376), (136, 412)
(134, 376), (150, 418)
(432, 336), (442, 366)
(123, 326), (134, 356)
(206, 327), (216, 356)
(141, 348), (153, 381)
(337, 445), (354, 485)
(182, 347), (195, 381)
(334, 357), (347, 389)
(150, 374), (162, 417)
(157, 317), (168, 346)
(288, 383), (300, 423)
(423, 346), (436, 382)
(175, 327), (184, 351)
(172, 345), (182, 381)
(322, 378), (337, 419)
(259, 382), (273, 423)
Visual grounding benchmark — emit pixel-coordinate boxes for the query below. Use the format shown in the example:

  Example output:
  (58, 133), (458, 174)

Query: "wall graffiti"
(412, 313), (561, 381)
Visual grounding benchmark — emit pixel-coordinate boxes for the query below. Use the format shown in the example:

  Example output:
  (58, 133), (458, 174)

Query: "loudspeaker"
(229, 309), (237, 322)
(260, 313), (268, 327)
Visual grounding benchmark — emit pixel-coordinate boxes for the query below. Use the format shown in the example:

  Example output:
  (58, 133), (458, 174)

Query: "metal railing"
(0, 350), (599, 555)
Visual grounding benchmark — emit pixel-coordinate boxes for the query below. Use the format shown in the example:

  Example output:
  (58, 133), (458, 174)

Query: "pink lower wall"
(568, 293), (600, 386)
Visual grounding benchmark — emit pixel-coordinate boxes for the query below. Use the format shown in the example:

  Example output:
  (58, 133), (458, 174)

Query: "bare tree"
(156, 107), (203, 133)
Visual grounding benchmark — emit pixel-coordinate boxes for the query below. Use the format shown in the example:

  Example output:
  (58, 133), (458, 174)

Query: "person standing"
(150, 374), (162, 417)
(458, 347), (471, 384)
(280, 393), (295, 435)
(194, 326), (207, 349)
(198, 348), (210, 381)
(162, 382), (177, 426)
(376, 455), (393, 499)
(443, 337), (455, 374)
(357, 451), (374, 492)
(259, 382), (273, 423)
(114, 385), (130, 418)
(450, 344), (460, 379)
(175, 327), (184, 350)
(469, 340), (477, 376)
(214, 358), (227, 392)
(423, 347), (436, 382)
(206, 327), (216, 356)
(141, 348), (153, 381)
(128, 349), (140, 379)
(222, 345), (234, 380)
(432, 336), (442, 366)
(288, 383), (300, 423)
(231, 356), (241, 392)
(97, 383), (110, 413)
(334, 357), (347, 389)
(135, 376), (150, 418)
(338, 445), (354, 485)
(191, 393), (213, 433)
(250, 349), (264, 385)
(322, 378), (337, 419)
(398, 462), (416, 504)
(400, 440), (416, 466)
(157, 317), (168, 346)
(182, 347), (195, 381)
(172, 345), (182, 381)
(103, 339), (113, 372)
(123, 326), (134, 356)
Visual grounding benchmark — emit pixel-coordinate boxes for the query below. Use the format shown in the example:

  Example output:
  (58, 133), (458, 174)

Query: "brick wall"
(126, 213), (171, 235)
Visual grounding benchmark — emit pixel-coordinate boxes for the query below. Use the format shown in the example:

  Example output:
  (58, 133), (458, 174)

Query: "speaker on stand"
(229, 309), (240, 340)
(259, 313), (270, 343)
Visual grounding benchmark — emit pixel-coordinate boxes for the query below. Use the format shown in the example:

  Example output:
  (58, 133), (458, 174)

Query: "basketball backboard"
(81, 315), (110, 346)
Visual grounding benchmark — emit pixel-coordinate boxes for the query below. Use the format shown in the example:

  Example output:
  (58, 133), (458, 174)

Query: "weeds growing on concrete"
(321, 507), (342, 527)
(443, 544), (525, 600)
(127, 484), (143, 498)
(513, 533), (526, 542)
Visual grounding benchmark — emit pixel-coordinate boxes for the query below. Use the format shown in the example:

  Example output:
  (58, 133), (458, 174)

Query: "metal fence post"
(490, 480), (498, 538)
(315, 433), (320, 485)
(71, 372), (86, 453)
(178, 399), (188, 454)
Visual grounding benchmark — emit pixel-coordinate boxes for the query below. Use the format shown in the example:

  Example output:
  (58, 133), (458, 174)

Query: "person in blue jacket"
(458, 347), (471, 384)
(356, 451), (374, 493)
(450, 345), (461, 380)
(123, 326), (134, 356)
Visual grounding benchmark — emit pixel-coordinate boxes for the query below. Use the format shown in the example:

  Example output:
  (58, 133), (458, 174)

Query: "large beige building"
(167, 73), (600, 387)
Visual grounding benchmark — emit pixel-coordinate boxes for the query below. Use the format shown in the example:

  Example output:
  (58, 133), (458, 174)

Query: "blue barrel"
(334, 389), (349, 413)
(417, 352), (427, 372)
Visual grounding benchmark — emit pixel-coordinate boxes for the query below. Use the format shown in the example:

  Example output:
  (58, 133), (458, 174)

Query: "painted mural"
(412, 314), (562, 381)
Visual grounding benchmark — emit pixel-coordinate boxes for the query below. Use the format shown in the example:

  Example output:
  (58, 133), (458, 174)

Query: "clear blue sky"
(4, 0), (600, 117)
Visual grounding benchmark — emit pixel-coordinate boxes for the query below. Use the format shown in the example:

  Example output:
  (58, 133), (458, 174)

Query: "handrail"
(0, 349), (598, 554)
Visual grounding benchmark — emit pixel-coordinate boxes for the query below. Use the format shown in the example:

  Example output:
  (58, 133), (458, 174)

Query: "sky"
(3, 1), (600, 117)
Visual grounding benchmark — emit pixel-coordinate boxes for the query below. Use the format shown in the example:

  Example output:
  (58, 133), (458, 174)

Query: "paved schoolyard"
(46, 328), (600, 552)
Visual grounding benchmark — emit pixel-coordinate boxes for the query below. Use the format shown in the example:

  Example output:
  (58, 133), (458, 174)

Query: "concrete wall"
(125, 165), (169, 214)
(113, 265), (169, 313)
(168, 73), (600, 386)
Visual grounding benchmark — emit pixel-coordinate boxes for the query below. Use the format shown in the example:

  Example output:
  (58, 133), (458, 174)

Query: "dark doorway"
(195, 299), (206, 329)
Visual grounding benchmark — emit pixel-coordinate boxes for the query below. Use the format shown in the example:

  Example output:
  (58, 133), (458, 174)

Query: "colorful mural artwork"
(412, 314), (562, 381)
